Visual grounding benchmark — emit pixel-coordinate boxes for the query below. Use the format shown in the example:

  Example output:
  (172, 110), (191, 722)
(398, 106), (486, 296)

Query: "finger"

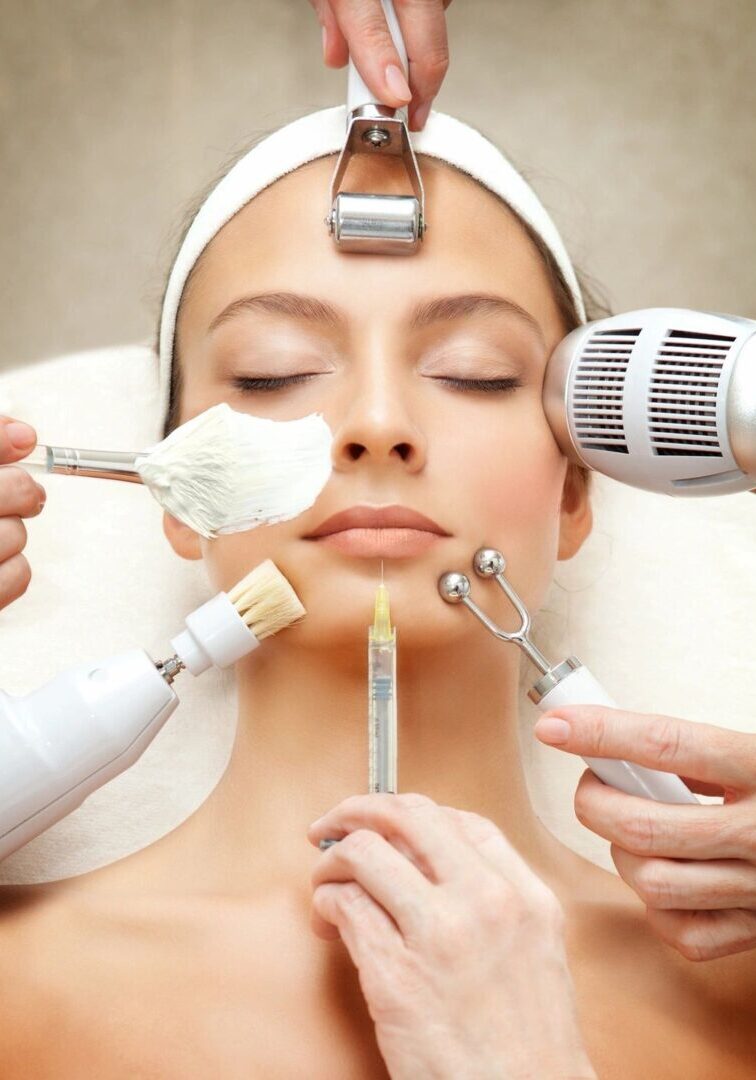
(644, 906), (756, 962)
(328, 0), (412, 106)
(573, 768), (752, 860)
(0, 552), (32, 610)
(535, 705), (756, 793)
(0, 517), (28, 563)
(319, 1), (350, 67)
(312, 826), (433, 937)
(390, 1), (450, 130)
(311, 879), (402, 956)
(308, 792), (481, 886)
(611, 845), (756, 910)
(0, 418), (37, 465)
(0, 465), (47, 518)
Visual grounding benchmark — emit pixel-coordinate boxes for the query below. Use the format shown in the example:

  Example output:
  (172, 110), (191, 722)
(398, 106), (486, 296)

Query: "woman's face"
(169, 153), (591, 651)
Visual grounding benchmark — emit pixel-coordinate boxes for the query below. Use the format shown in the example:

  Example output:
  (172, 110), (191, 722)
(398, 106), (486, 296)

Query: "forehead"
(178, 153), (565, 347)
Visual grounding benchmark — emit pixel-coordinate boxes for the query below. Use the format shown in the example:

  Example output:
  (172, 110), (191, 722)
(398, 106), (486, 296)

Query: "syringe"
(319, 575), (398, 850)
(368, 577), (397, 794)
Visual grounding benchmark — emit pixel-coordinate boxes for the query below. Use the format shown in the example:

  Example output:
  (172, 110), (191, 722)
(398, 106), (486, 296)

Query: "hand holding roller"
(439, 548), (699, 806)
(327, 0), (426, 253)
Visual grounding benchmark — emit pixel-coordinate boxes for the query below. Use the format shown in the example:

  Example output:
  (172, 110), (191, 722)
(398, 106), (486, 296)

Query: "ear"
(557, 465), (593, 561)
(162, 510), (203, 561)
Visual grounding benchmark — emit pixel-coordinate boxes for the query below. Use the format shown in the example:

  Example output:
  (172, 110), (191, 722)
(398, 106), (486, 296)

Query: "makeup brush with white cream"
(21, 401), (333, 538)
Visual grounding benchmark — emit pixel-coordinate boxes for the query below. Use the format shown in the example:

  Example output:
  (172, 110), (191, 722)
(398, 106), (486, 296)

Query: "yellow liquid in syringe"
(368, 579), (397, 793)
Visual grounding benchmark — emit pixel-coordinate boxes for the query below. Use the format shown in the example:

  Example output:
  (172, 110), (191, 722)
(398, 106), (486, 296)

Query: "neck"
(160, 632), (569, 897)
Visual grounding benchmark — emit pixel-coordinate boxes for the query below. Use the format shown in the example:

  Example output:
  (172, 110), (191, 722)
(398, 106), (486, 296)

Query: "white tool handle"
(347, 0), (409, 115)
(0, 650), (178, 861)
(537, 664), (699, 804)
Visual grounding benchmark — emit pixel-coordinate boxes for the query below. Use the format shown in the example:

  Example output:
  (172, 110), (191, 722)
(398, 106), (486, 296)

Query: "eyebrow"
(207, 290), (544, 343)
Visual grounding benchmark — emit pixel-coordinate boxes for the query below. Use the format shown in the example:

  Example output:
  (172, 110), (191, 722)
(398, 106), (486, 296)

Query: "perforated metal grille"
(573, 327), (640, 454)
(649, 329), (733, 457)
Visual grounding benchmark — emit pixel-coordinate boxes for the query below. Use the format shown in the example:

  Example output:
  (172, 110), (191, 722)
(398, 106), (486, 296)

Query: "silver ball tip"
(473, 548), (506, 578)
(438, 571), (471, 603)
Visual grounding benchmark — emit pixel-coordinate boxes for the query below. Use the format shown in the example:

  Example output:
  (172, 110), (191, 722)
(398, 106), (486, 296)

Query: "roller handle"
(347, 0), (409, 116)
(536, 664), (699, 805)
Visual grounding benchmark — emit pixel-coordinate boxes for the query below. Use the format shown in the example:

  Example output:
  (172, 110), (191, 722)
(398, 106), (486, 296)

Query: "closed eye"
(231, 374), (523, 394)
(432, 376), (523, 392)
(231, 374), (319, 392)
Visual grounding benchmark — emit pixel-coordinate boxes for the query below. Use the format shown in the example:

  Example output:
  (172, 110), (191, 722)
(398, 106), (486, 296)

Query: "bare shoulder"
(0, 881), (74, 1072)
(0, 880), (221, 1078)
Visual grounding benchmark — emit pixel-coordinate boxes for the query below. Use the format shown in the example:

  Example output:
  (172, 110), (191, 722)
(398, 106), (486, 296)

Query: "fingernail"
(413, 100), (431, 129)
(7, 421), (35, 449)
(385, 63), (411, 102)
(534, 717), (571, 744)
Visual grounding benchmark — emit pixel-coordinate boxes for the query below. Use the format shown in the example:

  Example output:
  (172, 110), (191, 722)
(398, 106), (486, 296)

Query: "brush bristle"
(227, 559), (306, 640)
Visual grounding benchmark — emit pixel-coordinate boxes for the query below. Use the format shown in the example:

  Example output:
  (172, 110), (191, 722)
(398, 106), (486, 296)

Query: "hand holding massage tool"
(20, 401), (333, 539)
(0, 560), (305, 861)
(544, 308), (756, 497)
(439, 548), (699, 806)
(327, 0), (425, 254)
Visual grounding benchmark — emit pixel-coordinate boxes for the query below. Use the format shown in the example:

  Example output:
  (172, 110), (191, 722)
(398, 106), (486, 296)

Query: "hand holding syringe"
(320, 575), (397, 849)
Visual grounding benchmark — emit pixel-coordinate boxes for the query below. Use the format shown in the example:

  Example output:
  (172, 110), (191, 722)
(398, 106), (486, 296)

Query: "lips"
(305, 505), (449, 538)
(304, 505), (450, 558)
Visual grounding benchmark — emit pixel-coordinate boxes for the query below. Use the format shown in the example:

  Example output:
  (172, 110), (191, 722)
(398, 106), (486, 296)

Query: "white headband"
(158, 104), (586, 421)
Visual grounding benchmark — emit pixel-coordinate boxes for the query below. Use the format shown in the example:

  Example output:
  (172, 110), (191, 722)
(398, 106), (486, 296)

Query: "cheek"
(198, 530), (277, 594)
(437, 395), (566, 611)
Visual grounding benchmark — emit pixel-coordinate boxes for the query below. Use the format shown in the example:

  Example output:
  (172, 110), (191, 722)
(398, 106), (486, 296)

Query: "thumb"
(0, 417), (37, 464)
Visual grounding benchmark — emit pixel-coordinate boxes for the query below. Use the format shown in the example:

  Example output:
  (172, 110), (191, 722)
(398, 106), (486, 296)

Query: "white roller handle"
(537, 664), (699, 804)
(347, 0), (409, 115)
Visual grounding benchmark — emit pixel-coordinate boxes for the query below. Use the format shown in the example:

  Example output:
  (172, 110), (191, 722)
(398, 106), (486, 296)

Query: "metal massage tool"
(439, 548), (699, 805)
(326, 0), (425, 254)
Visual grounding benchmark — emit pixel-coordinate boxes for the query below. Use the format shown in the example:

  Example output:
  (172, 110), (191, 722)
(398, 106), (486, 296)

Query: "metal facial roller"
(439, 548), (699, 805)
(326, 0), (426, 254)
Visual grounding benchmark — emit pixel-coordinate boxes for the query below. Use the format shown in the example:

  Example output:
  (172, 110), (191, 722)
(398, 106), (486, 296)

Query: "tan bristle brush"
(0, 559), (306, 861)
(167, 558), (306, 678)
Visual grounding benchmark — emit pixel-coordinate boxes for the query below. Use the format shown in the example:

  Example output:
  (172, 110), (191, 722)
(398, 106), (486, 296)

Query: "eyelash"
(232, 375), (522, 394)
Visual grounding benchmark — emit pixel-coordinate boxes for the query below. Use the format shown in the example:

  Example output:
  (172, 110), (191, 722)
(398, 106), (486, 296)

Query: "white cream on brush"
(24, 402), (333, 538)
(135, 403), (333, 538)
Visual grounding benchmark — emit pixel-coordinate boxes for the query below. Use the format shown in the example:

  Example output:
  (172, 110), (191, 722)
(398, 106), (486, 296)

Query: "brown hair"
(154, 134), (611, 509)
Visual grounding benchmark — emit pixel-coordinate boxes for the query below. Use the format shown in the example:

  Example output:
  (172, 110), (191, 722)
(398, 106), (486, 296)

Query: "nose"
(331, 351), (427, 474)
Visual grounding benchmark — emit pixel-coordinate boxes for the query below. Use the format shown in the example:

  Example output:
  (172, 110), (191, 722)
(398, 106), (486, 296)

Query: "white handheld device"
(544, 307), (756, 496)
(0, 590), (259, 861)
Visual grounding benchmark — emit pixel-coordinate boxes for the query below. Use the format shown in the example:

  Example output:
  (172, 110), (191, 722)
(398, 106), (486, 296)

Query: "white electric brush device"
(544, 308), (756, 496)
(0, 560), (305, 862)
(439, 549), (699, 806)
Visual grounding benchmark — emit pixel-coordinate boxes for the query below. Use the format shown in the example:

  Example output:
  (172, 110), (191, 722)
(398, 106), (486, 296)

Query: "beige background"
(1, 0), (755, 372)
